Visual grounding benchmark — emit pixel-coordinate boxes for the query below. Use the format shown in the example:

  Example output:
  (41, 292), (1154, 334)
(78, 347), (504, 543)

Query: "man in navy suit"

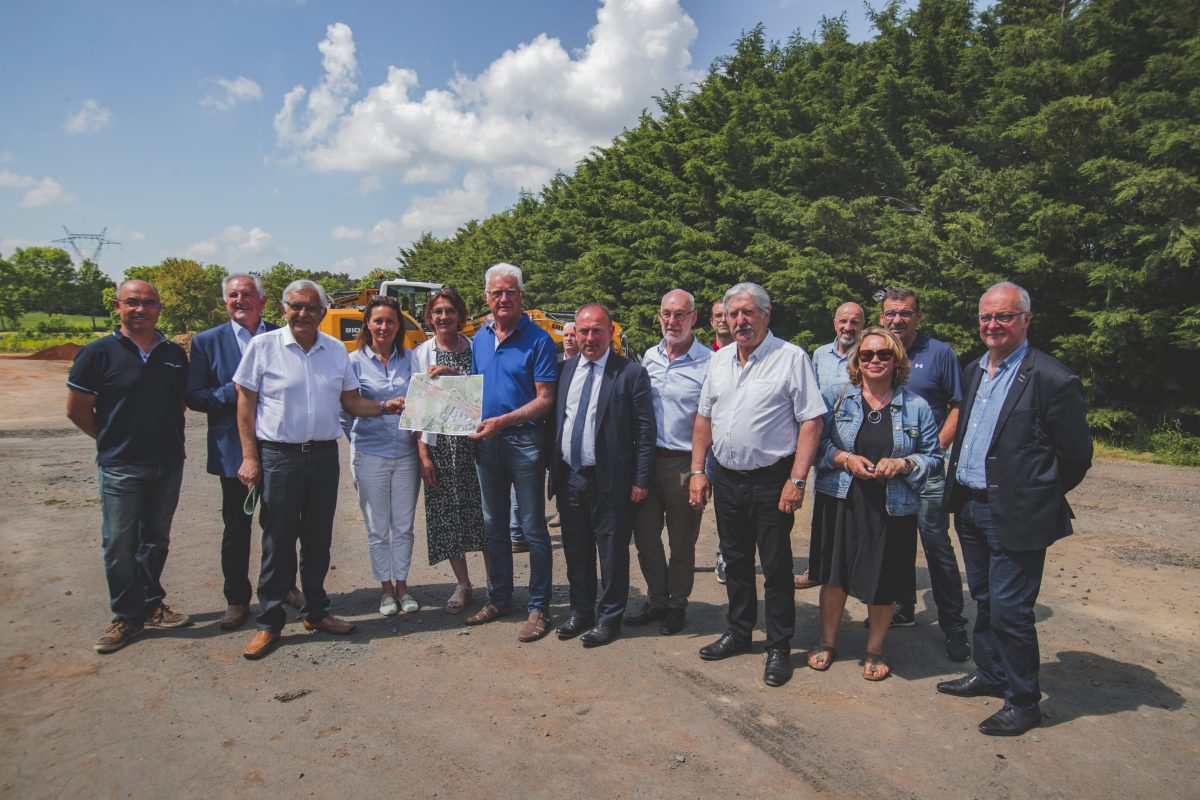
(185, 274), (299, 629)
(938, 282), (1092, 736)
(549, 303), (656, 647)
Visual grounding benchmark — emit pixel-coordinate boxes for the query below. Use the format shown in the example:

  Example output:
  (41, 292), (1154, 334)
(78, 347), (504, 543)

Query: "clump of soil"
(27, 343), (83, 361)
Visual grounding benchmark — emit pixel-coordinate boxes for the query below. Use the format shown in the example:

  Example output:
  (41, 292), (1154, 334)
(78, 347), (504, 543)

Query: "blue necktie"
(569, 361), (596, 471)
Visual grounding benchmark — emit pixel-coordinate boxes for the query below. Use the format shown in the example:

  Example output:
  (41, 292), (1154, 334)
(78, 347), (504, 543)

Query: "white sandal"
(379, 594), (399, 616)
(446, 584), (472, 615)
(399, 593), (419, 614)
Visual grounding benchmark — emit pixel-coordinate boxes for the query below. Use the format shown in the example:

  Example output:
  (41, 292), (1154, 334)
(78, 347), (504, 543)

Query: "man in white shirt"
(234, 280), (403, 660)
(628, 289), (711, 635)
(689, 283), (826, 687)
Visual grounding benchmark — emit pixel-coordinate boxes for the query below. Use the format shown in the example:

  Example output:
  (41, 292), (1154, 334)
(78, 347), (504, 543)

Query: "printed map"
(398, 374), (483, 436)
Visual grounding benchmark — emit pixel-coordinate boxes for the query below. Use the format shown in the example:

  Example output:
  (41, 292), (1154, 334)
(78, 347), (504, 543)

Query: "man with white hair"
(186, 274), (303, 630)
(627, 289), (711, 635)
(464, 263), (559, 643)
(234, 280), (405, 660)
(689, 283), (825, 687)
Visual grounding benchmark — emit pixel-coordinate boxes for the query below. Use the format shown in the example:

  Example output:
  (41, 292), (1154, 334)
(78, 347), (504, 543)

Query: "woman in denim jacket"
(805, 327), (941, 680)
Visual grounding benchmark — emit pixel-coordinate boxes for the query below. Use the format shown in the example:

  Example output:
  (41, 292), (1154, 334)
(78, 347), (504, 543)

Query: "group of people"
(66, 263), (1091, 738)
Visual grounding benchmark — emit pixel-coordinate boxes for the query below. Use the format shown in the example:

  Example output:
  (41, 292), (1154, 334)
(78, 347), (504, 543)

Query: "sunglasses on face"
(858, 349), (894, 363)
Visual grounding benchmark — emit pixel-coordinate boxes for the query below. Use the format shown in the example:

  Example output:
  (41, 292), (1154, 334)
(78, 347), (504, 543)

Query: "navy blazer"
(945, 345), (1092, 551)
(548, 352), (656, 506)
(185, 320), (278, 477)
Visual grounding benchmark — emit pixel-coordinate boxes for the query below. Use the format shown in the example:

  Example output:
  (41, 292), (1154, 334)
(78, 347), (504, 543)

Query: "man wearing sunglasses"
(880, 287), (970, 663)
(939, 282), (1091, 736)
(186, 274), (303, 632)
(68, 280), (191, 653)
(233, 280), (405, 660)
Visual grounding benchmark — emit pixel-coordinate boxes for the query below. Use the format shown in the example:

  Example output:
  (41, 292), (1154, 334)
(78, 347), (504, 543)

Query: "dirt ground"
(0, 357), (1196, 799)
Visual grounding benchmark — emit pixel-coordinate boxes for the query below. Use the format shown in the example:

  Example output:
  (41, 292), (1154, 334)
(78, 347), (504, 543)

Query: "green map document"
(398, 374), (484, 436)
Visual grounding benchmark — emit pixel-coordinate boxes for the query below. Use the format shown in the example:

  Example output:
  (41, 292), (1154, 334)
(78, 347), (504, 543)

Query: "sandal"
(806, 644), (837, 671)
(861, 652), (891, 681)
(446, 583), (472, 615)
(517, 611), (552, 642)
(464, 602), (511, 626)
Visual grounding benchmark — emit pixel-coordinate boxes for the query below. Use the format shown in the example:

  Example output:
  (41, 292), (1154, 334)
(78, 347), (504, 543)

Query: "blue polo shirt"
(904, 331), (963, 431)
(472, 313), (558, 424)
(67, 329), (188, 466)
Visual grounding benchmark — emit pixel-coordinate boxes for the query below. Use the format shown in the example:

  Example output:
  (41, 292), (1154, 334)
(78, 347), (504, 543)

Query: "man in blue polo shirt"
(67, 279), (191, 654)
(880, 286), (970, 662)
(464, 263), (559, 643)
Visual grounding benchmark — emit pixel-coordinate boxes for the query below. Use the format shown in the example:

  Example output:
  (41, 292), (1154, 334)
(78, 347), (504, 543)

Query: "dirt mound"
(27, 343), (83, 361)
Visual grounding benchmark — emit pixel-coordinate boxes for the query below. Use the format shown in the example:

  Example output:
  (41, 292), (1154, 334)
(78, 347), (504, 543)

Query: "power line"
(53, 226), (121, 264)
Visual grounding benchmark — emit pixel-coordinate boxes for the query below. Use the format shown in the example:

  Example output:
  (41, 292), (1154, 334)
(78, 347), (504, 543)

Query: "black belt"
(259, 439), (337, 453)
(716, 455), (792, 478)
(656, 448), (690, 459)
(966, 487), (990, 503)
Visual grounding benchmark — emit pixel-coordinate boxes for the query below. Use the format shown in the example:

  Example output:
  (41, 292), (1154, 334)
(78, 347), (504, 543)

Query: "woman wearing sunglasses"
(806, 326), (941, 680)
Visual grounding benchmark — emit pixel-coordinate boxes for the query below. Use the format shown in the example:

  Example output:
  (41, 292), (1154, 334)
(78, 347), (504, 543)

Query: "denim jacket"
(814, 384), (941, 516)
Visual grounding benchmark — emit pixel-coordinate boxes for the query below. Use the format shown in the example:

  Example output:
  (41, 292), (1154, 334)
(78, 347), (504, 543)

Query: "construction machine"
(319, 279), (630, 356)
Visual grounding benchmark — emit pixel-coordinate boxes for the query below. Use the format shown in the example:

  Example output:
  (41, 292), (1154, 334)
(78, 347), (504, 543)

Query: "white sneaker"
(379, 595), (399, 616)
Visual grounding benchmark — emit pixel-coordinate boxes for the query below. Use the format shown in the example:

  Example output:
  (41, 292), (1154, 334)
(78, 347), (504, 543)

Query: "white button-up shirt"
(642, 336), (711, 451)
(231, 319), (267, 355)
(560, 350), (610, 468)
(233, 326), (359, 444)
(698, 331), (827, 470)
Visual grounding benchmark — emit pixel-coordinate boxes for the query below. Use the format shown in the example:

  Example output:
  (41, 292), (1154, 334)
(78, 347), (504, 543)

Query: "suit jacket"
(185, 320), (278, 477)
(548, 352), (656, 506)
(945, 344), (1092, 551)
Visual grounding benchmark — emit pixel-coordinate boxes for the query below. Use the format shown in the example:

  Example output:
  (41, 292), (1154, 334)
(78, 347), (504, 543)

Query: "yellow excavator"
(319, 279), (629, 356)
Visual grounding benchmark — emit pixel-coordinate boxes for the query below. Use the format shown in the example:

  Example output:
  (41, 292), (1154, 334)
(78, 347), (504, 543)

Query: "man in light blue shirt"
(811, 301), (865, 398)
(955, 338), (1029, 489)
(629, 289), (712, 635)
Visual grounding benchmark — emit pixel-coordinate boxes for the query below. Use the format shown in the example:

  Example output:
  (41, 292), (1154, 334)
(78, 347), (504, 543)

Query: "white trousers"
(352, 450), (421, 582)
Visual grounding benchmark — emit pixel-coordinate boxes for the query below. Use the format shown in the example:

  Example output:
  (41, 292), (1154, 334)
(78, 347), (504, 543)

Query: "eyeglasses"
(487, 288), (521, 299)
(881, 310), (915, 320)
(285, 302), (323, 314)
(978, 312), (1025, 325)
(658, 310), (693, 320)
(858, 349), (894, 363)
(119, 298), (161, 309)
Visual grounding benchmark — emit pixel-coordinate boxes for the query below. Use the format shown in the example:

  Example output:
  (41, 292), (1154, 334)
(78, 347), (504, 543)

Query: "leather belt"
(655, 448), (690, 459)
(967, 487), (990, 503)
(716, 455), (792, 477)
(259, 439), (337, 453)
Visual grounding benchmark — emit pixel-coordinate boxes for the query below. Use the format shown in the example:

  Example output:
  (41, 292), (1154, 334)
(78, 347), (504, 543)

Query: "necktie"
(569, 361), (596, 471)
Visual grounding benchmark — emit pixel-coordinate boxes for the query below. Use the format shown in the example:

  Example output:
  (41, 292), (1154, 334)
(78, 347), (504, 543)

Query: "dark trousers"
(219, 477), (255, 606)
(632, 454), (702, 609)
(559, 465), (634, 628)
(955, 497), (1047, 710)
(712, 458), (796, 651)
(899, 469), (967, 633)
(256, 442), (339, 632)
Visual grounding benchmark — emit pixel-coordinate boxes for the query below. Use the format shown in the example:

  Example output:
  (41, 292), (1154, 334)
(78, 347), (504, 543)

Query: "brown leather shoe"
(220, 604), (249, 630)
(794, 570), (820, 590)
(302, 615), (356, 635)
(285, 588), (306, 609)
(243, 630), (279, 660)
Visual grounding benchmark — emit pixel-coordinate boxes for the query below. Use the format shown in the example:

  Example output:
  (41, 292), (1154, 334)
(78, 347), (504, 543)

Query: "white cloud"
(274, 0), (698, 201)
(357, 175), (384, 194)
(64, 99), (112, 134)
(331, 225), (363, 240)
(0, 169), (73, 207)
(200, 76), (263, 111)
(0, 151), (12, 163)
(0, 236), (52, 255)
(184, 224), (275, 263)
(332, 257), (358, 272)
(369, 172), (491, 248)
(128, 230), (146, 242)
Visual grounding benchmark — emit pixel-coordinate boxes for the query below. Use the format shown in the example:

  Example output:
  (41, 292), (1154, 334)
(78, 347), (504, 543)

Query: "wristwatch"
(789, 477), (806, 490)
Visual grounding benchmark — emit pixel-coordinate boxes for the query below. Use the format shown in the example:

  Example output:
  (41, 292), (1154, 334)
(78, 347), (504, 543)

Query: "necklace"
(864, 391), (893, 424)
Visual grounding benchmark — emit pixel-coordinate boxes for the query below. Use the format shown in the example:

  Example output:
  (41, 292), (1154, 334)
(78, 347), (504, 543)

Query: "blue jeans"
(509, 487), (525, 544)
(476, 428), (551, 613)
(955, 497), (1047, 710)
(97, 462), (184, 622)
(898, 469), (967, 633)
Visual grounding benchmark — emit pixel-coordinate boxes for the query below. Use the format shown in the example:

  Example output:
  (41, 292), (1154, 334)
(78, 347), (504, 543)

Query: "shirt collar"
(486, 313), (530, 339)
(907, 330), (929, 354)
(979, 339), (1030, 373)
(580, 348), (611, 372)
(230, 318), (266, 338)
(655, 335), (704, 362)
(281, 323), (324, 352)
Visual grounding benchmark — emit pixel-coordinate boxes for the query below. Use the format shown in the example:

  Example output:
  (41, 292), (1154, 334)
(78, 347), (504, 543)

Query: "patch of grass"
(13, 311), (106, 332)
(41, 498), (64, 505)
(0, 332), (103, 353)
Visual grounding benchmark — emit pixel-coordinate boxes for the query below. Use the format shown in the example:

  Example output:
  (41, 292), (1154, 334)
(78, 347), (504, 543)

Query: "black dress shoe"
(763, 648), (793, 687)
(624, 602), (666, 626)
(946, 630), (971, 663)
(699, 631), (751, 661)
(979, 705), (1042, 736)
(580, 625), (619, 647)
(556, 615), (594, 640)
(936, 673), (1007, 698)
(659, 607), (686, 635)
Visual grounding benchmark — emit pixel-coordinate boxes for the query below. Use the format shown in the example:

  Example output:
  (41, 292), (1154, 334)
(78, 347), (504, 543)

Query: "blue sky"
(1, 1), (893, 280)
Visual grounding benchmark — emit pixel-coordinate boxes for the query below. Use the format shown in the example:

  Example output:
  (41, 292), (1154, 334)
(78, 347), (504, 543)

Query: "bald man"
(811, 302), (865, 397)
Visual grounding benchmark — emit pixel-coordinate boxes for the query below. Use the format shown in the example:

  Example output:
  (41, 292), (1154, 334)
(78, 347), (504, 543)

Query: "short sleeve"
(66, 343), (101, 395)
(697, 370), (714, 417)
(339, 351), (360, 392)
(791, 351), (828, 422)
(943, 346), (964, 405)
(232, 336), (264, 391)
(532, 332), (558, 383)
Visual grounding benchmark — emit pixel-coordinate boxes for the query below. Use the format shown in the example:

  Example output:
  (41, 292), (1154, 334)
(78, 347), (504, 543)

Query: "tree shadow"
(1040, 650), (1185, 726)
